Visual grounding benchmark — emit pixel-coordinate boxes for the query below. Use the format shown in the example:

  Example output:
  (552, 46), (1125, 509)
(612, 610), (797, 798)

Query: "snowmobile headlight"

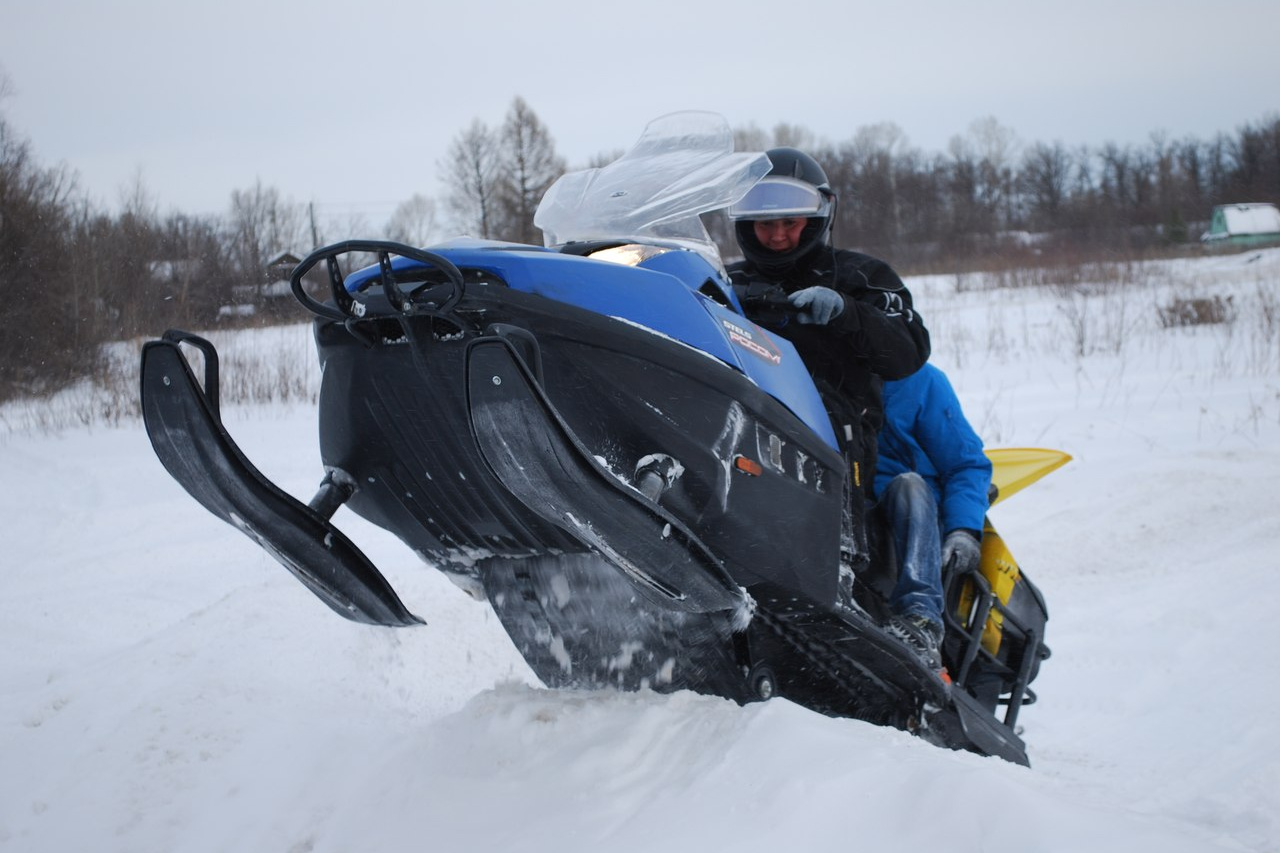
(727, 177), (831, 221)
(587, 243), (671, 267)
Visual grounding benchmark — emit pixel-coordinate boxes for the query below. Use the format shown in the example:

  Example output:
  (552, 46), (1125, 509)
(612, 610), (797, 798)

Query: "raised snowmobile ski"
(140, 330), (421, 627)
(140, 112), (1066, 765)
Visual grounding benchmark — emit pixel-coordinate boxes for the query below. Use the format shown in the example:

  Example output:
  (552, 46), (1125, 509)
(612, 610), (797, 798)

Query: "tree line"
(2, 76), (1277, 402)
(794, 114), (1280, 270)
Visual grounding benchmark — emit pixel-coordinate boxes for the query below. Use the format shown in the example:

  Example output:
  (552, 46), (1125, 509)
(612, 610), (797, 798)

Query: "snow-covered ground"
(2, 248), (1278, 852)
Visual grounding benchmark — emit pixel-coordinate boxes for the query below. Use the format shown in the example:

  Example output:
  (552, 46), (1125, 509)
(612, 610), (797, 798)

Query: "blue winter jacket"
(873, 364), (992, 533)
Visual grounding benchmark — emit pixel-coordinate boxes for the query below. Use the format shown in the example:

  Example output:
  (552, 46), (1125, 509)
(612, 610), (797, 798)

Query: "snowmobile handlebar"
(743, 289), (795, 311)
(289, 241), (467, 322)
(736, 282), (801, 327)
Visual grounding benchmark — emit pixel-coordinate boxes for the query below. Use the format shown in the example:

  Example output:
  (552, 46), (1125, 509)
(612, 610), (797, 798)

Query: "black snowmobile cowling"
(140, 112), (1068, 766)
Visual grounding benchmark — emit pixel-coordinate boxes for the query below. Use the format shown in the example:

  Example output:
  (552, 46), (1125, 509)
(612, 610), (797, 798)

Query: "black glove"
(942, 528), (982, 575)
(788, 286), (845, 325)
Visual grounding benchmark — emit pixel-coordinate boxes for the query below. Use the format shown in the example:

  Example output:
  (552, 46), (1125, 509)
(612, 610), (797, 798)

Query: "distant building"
(262, 251), (302, 301)
(267, 251), (303, 281)
(1200, 203), (1280, 246)
(221, 251), (303, 319)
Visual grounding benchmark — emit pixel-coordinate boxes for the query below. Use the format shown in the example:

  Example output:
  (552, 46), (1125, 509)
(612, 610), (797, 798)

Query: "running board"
(928, 688), (1030, 766)
(140, 331), (423, 627)
(466, 336), (749, 616)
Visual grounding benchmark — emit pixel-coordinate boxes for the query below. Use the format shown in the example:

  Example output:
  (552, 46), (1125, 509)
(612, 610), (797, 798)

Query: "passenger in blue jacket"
(875, 363), (992, 669)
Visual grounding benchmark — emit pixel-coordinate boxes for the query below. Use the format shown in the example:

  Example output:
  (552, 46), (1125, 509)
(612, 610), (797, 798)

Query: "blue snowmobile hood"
(344, 242), (839, 450)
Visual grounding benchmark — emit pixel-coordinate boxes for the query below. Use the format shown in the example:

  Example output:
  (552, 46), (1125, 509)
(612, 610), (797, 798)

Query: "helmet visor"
(727, 177), (831, 221)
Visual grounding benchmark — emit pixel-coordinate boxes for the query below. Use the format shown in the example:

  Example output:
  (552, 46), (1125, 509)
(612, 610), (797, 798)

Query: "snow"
(4, 248), (1280, 852)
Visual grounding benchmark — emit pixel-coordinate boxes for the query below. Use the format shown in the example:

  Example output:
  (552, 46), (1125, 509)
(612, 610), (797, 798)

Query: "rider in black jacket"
(727, 147), (930, 561)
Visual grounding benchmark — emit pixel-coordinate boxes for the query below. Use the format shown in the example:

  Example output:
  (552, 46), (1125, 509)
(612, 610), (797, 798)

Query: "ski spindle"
(308, 470), (356, 520)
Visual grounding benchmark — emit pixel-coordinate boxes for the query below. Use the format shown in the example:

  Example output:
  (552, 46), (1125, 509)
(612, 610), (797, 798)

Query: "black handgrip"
(159, 329), (221, 421)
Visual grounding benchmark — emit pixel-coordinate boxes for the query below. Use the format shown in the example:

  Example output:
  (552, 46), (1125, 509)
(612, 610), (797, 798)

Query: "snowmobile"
(140, 112), (1069, 766)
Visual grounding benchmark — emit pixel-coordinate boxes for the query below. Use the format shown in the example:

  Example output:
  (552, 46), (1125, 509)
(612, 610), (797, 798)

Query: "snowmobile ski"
(140, 331), (422, 627)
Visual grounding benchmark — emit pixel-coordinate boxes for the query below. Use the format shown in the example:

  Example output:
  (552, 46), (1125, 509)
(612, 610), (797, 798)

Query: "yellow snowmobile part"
(955, 448), (1071, 654)
(986, 447), (1072, 507)
(958, 519), (1020, 655)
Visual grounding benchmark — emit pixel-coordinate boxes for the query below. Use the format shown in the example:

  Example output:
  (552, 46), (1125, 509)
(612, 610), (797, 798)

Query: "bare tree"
(1174, 137), (1207, 221)
(312, 208), (373, 249)
(0, 64), (14, 103)
(771, 122), (815, 150)
(729, 122), (816, 154)
(944, 133), (981, 240)
(0, 109), (87, 398)
(385, 193), (439, 246)
(968, 116), (1020, 231)
(839, 122), (910, 249)
(1020, 141), (1073, 230)
(108, 169), (164, 335)
(227, 179), (304, 294)
(1203, 132), (1233, 202)
(494, 97), (565, 244)
(1098, 142), (1135, 212)
(442, 119), (499, 238)
(118, 166), (158, 223)
(732, 124), (771, 153)
(1227, 113), (1280, 202)
(153, 211), (230, 325)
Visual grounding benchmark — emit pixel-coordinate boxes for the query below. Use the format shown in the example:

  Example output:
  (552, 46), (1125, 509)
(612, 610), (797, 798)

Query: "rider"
(875, 363), (992, 669)
(726, 147), (931, 603)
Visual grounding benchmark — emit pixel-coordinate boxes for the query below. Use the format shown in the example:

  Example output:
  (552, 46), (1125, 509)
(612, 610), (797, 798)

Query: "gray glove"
(942, 529), (982, 575)
(788, 286), (844, 325)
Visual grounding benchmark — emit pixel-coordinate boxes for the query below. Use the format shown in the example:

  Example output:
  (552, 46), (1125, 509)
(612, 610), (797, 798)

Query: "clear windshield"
(534, 112), (770, 274)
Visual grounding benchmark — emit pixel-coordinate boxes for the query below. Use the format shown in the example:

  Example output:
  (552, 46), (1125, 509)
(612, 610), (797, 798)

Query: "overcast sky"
(3, 0), (1277, 231)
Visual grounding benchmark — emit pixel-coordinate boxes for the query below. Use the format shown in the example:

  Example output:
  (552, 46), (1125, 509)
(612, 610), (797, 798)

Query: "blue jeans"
(880, 472), (944, 628)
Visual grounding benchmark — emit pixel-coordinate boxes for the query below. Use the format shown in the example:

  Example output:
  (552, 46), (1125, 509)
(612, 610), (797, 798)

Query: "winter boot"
(885, 613), (944, 671)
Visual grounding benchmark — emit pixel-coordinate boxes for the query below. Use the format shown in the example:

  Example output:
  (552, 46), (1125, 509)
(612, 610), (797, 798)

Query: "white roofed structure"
(1202, 202), (1280, 245)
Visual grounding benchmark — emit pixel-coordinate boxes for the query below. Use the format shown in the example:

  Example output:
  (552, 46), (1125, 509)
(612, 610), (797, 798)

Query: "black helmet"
(729, 147), (837, 275)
